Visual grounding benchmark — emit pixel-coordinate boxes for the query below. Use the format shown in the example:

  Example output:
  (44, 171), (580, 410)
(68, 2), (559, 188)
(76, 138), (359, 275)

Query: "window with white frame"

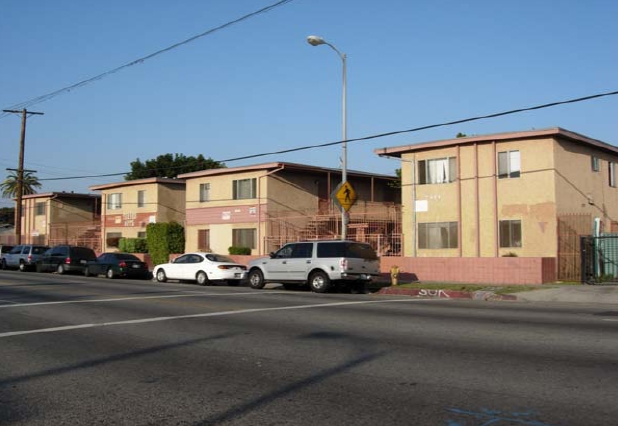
(591, 156), (600, 172)
(499, 220), (522, 248)
(137, 190), (145, 208)
(497, 150), (521, 179)
(107, 193), (122, 210)
(418, 222), (458, 249)
(199, 183), (210, 202)
(609, 162), (616, 187)
(232, 228), (256, 249)
(233, 178), (257, 200)
(418, 157), (457, 184)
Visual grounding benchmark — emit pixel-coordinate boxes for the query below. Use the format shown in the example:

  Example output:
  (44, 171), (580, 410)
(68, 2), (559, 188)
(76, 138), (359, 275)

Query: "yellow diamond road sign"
(334, 181), (357, 212)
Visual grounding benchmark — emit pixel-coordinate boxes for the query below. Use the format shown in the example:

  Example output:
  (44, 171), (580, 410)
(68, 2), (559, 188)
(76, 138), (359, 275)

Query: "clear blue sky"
(1, 0), (617, 208)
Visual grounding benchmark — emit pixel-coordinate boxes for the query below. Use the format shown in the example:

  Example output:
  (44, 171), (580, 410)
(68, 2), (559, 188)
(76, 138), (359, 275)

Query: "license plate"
(132, 264), (141, 269)
(234, 273), (241, 278)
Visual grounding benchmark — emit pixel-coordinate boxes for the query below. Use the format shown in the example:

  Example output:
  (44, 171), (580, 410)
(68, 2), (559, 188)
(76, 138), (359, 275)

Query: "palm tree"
(1, 171), (42, 198)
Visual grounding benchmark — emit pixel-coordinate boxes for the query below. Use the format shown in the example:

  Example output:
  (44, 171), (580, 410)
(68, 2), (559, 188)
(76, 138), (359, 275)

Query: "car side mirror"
(269, 252), (276, 259)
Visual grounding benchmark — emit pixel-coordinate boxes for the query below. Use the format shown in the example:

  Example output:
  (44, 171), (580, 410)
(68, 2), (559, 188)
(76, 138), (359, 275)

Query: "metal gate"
(581, 234), (618, 284)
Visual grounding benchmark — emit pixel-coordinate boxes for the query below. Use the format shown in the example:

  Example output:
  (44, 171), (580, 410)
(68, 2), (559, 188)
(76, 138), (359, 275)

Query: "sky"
(1, 0), (617, 208)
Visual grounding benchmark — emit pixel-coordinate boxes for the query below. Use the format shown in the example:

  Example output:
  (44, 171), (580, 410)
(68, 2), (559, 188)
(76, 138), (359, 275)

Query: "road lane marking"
(0, 291), (287, 309)
(0, 298), (433, 339)
(0, 299), (19, 304)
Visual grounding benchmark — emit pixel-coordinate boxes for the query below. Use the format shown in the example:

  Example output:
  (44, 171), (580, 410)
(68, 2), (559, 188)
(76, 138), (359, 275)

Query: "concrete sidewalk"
(377, 284), (618, 305)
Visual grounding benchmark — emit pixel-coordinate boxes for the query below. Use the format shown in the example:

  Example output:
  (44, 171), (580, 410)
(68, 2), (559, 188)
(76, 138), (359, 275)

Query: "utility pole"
(2, 109), (44, 244)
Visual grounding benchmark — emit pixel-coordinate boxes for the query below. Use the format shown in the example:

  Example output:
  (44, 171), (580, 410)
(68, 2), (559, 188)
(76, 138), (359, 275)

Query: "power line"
(0, 0), (296, 119)
(37, 88), (618, 182)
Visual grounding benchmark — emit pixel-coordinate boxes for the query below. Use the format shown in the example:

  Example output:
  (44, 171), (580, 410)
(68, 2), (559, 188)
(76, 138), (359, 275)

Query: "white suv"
(247, 240), (380, 293)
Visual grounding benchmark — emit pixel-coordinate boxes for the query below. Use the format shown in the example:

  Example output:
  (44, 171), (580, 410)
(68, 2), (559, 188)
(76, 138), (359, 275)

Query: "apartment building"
(178, 162), (399, 255)
(90, 178), (185, 251)
(376, 128), (618, 279)
(20, 192), (101, 246)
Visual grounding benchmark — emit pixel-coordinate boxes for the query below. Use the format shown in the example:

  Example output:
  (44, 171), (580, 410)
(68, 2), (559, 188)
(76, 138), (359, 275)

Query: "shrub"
(228, 246), (251, 255)
(502, 252), (518, 257)
(119, 238), (148, 253)
(146, 221), (185, 266)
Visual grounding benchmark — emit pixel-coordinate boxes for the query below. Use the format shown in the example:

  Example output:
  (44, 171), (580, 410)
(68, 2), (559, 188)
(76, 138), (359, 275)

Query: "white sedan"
(153, 253), (247, 286)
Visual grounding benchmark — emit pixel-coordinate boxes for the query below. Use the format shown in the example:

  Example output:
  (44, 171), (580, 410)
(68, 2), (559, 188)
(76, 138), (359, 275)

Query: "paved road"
(0, 270), (617, 425)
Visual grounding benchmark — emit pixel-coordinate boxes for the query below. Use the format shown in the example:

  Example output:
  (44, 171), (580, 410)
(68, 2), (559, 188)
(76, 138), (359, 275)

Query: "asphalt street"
(0, 270), (617, 425)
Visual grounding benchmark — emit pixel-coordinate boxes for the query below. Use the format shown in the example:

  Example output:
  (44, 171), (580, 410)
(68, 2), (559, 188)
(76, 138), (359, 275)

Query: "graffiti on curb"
(419, 289), (450, 298)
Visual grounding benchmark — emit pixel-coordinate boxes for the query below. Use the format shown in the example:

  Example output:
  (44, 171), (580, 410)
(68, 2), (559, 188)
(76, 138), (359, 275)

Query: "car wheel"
(309, 271), (331, 293)
(35, 263), (43, 273)
(248, 269), (265, 289)
(106, 268), (115, 279)
(155, 269), (167, 283)
(19, 261), (26, 272)
(196, 271), (209, 286)
(227, 279), (240, 286)
(1, 260), (6, 270)
(57, 264), (65, 275)
(84, 267), (91, 277)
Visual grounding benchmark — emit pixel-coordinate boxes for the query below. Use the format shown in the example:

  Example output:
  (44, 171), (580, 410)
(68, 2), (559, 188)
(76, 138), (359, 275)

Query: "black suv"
(35, 245), (98, 274)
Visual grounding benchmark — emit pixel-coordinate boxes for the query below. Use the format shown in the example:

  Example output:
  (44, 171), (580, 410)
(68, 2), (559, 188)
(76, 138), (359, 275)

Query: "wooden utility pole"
(2, 109), (44, 244)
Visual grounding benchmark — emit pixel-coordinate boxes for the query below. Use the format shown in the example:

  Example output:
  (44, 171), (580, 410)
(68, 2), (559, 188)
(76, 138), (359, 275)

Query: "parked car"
(84, 252), (151, 279)
(35, 245), (97, 274)
(0, 245), (14, 264)
(247, 240), (381, 293)
(2, 244), (50, 271)
(153, 252), (247, 286)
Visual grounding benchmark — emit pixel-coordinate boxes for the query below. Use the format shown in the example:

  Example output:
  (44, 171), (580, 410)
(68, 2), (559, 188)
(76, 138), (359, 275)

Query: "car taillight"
(119, 261), (127, 268)
(218, 265), (246, 270)
(27, 254), (32, 261)
(65, 258), (71, 264)
(340, 258), (348, 270)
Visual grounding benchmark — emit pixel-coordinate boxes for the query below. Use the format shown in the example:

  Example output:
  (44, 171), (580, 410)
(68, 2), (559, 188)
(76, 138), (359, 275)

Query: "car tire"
(196, 271), (209, 286)
(227, 279), (240, 286)
(1, 260), (6, 270)
(248, 269), (265, 289)
(57, 264), (65, 275)
(309, 271), (331, 293)
(155, 269), (167, 283)
(84, 267), (91, 277)
(35, 263), (43, 273)
(19, 261), (26, 272)
(106, 268), (115, 279)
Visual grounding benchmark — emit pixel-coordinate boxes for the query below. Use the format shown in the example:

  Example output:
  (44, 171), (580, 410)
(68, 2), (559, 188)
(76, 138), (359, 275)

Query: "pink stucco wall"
(228, 255), (557, 285)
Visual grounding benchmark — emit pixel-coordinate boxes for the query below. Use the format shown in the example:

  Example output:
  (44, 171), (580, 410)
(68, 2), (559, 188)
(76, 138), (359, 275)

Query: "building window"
(107, 193), (122, 210)
(418, 222), (458, 249)
(35, 202), (46, 216)
(232, 228), (256, 249)
(199, 183), (210, 202)
(418, 157), (457, 184)
(499, 220), (522, 248)
(610, 162), (616, 187)
(498, 150), (521, 179)
(197, 229), (210, 251)
(233, 178), (257, 200)
(106, 232), (122, 248)
(591, 156), (600, 172)
(137, 231), (146, 239)
(137, 190), (145, 208)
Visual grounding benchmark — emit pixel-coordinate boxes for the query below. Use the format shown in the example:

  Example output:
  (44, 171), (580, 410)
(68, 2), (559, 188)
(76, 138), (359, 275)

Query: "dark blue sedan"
(84, 253), (151, 279)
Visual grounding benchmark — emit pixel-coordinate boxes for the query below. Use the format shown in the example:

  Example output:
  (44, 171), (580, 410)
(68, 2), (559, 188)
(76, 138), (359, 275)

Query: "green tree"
(456, 132), (468, 138)
(125, 153), (225, 180)
(388, 168), (402, 188)
(1, 171), (42, 198)
(0, 207), (15, 225)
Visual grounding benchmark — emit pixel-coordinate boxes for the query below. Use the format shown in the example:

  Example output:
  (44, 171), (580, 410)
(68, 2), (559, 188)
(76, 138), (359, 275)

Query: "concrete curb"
(376, 286), (517, 301)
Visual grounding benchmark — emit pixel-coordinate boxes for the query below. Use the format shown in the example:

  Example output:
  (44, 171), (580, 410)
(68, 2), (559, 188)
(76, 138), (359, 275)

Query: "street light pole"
(307, 35), (348, 240)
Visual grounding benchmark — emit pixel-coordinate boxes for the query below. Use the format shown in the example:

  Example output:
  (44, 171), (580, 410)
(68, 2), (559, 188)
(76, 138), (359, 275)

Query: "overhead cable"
(38, 88), (618, 181)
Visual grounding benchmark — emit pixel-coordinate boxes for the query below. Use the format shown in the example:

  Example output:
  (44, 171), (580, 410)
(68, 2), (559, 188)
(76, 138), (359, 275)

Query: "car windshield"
(115, 254), (140, 261)
(206, 254), (235, 263)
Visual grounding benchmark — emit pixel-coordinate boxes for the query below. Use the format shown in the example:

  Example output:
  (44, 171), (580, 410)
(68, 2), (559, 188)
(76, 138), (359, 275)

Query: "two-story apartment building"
(178, 162), (399, 255)
(90, 178), (186, 251)
(20, 192), (101, 247)
(376, 128), (618, 280)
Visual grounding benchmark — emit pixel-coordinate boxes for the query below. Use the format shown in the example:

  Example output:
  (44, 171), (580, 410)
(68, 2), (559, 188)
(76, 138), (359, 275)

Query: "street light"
(306, 35), (348, 240)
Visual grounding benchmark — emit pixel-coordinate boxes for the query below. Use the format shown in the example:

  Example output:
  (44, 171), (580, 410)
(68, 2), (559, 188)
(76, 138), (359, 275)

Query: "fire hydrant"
(390, 265), (400, 286)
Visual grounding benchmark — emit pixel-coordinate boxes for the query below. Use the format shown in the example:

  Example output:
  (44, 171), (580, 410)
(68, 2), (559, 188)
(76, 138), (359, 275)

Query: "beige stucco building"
(178, 162), (399, 255)
(20, 192), (101, 246)
(90, 178), (185, 251)
(376, 128), (618, 277)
